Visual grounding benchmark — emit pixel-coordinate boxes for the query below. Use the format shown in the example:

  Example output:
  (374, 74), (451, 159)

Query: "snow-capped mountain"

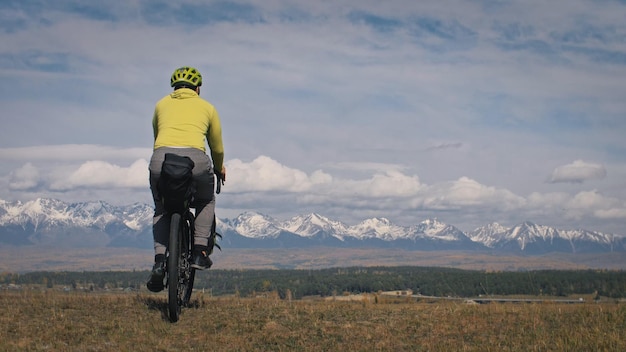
(467, 222), (511, 248)
(216, 212), (477, 249)
(0, 198), (153, 248)
(227, 212), (284, 238)
(0, 198), (624, 254)
(345, 217), (406, 241)
(468, 221), (625, 254)
(281, 213), (348, 240)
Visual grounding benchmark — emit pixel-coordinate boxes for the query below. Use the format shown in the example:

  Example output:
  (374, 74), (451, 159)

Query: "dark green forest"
(2, 267), (625, 299)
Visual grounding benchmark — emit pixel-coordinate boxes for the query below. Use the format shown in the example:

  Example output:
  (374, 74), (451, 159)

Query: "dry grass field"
(1, 289), (624, 351)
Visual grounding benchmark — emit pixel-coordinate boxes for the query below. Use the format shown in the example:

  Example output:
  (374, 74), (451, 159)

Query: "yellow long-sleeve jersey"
(152, 88), (224, 172)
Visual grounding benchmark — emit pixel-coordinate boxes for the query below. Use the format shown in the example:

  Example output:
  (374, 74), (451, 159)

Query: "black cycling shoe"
(146, 260), (166, 292)
(191, 249), (212, 270)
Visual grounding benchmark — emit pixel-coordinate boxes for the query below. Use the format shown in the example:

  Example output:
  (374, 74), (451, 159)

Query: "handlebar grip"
(215, 173), (223, 194)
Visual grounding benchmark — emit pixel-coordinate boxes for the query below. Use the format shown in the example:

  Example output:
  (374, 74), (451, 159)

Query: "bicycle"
(158, 153), (222, 323)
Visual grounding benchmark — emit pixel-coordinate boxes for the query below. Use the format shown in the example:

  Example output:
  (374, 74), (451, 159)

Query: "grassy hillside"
(1, 290), (624, 351)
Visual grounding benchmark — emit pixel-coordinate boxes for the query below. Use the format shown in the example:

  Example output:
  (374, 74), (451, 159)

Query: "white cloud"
(567, 190), (610, 209)
(224, 158), (524, 216)
(49, 159), (148, 191)
(526, 191), (571, 210)
(594, 208), (626, 219)
(549, 160), (607, 183)
(526, 189), (626, 221)
(562, 190), (621, 220)
(226, 156), (331, 192)
(8, 163), (41, 191)
(333, 170), (423, 198)
(415, 177), (525, 210)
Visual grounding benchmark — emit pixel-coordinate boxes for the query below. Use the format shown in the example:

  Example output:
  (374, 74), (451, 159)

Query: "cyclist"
(147, 66), (226, 292)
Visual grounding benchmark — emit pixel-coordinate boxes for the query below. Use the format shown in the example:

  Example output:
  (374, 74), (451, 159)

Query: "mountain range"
(1, 198), (625, 255)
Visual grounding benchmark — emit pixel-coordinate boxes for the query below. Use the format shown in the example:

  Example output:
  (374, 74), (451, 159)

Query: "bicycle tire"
(181, 212), (195, 306)
(167, 212), (182, 323)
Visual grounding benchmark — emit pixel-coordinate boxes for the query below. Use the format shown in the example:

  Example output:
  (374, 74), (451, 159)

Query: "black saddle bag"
(158, 153), (196, 213)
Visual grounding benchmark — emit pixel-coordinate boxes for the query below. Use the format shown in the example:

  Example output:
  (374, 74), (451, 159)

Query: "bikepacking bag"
(159, 153), (196, 213)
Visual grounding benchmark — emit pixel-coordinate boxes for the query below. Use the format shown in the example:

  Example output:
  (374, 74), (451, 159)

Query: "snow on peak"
(407, 218), (466, 241)
(468, 222), (510, 247)
(0, 198), (72, 231)
(232, 211), (282, 238)
(419, 218), (448, 231)
(281, 213), (347, 238)
(346, 217), (406, 240)
(506, 221), (559, 249)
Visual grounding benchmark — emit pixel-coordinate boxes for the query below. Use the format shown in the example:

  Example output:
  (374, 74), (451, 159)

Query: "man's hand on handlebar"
(215, 166), (226, 194)
(219, 166), (226, 184)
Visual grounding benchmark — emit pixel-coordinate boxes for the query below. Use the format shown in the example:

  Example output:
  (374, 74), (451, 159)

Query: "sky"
(1, 0), (625, 234)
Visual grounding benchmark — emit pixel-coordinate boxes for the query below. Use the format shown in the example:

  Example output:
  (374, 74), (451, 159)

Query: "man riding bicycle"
(147, 66), (226, 292)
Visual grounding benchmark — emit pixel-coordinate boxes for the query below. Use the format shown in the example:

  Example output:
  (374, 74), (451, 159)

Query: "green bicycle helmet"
(170, 66), (202, 88)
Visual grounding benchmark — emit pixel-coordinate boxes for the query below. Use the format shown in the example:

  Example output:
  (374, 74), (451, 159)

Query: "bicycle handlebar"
(215, 173), (224, 194)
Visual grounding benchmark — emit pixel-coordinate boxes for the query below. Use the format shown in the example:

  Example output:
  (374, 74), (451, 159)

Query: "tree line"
(2, 267), (625, 299)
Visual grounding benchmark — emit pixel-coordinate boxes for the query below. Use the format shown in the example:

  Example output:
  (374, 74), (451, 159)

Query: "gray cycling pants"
(149, 147), (215, 257)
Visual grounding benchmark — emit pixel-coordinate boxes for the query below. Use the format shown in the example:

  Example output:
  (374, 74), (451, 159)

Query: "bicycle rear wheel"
(167, 213), (182, 322)
(181, 213), (196, 306)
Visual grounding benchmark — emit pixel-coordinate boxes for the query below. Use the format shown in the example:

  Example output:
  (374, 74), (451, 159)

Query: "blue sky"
(1, 0), (625, 234)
